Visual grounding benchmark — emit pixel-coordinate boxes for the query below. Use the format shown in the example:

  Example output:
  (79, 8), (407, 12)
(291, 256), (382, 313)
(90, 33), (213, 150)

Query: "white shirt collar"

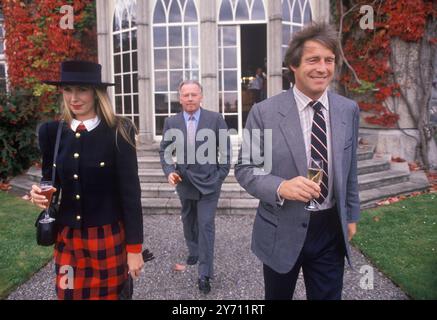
(293, 85), (329, 112)
(70, 116), (101, 132)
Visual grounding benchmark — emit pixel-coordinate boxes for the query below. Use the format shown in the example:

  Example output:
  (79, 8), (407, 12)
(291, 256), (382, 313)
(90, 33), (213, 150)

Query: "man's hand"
(278, 176), (321, 202)
(168, 172), (182, 186)
(348, 223), (357, 241)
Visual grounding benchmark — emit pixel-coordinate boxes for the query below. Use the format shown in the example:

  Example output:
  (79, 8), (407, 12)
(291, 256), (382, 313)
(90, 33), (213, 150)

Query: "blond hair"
(60, 87), (137, 149)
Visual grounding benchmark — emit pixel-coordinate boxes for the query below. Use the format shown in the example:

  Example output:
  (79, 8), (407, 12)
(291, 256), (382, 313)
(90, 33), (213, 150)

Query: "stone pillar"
(267, 0), (283, 97)
(96, 0), (112, 85)
(199, 0), (219, 112)
(137, 0), (154, 143)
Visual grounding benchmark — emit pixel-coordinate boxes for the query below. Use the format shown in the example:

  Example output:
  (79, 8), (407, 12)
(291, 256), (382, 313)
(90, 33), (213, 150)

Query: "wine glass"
(304, 158), (324, 211)
(39, 181), (56, 223)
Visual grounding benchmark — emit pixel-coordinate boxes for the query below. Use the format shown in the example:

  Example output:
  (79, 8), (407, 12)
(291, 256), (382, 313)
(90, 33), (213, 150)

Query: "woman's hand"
(127, 252), (144, 279)
(29, 184), (56, 209)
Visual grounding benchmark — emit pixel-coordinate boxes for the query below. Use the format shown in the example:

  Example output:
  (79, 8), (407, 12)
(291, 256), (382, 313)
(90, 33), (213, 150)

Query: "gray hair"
(178, 79), (203, 94)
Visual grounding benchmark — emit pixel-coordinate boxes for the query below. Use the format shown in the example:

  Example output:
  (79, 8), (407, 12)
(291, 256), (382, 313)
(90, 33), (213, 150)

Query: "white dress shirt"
(71, 116), (101, 132)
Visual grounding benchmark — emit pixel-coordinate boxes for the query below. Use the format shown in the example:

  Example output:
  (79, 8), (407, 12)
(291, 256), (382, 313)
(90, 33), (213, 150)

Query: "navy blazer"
(38, 120), (143, 245)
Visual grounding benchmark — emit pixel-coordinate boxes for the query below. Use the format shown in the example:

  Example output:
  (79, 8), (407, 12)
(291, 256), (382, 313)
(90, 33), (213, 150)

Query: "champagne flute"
(39, 181), (56, 223)
(304, 158), (324, 211)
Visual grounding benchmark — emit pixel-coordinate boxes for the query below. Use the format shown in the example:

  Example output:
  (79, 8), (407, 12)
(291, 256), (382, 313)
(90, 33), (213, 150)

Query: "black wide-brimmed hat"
(43, 60), (115, 87)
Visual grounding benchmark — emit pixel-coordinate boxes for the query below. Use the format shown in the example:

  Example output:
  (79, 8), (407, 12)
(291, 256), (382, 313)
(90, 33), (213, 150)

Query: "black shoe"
(198, 276), (211, 294)
(186, 255), (198, 265)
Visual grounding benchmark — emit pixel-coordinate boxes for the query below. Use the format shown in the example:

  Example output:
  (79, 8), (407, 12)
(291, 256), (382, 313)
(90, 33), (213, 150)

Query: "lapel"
(328, 91), (347, 199)
(278, 89), (307, 177)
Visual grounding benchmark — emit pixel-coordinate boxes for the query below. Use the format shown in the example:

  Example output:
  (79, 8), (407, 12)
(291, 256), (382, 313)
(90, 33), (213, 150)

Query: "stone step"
(141, 198), (259, 215)
(359, 171), (430, 209)
(357, 159), (390, 175)
(357, 144), (375, 161)
(140, 182), (254, 199)
(139, 169), (238, 183)
(358, 170), (410, 191)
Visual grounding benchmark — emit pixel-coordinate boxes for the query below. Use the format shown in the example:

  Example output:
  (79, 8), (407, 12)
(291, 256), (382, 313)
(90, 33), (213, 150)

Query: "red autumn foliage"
(2, 0), (97, 90)
(338, 0), (437, 128)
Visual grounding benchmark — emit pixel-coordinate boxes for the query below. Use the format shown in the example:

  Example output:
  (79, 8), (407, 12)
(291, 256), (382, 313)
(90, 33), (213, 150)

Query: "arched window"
(219, 0), (266, 23)
(152, 0), (199, 136)
(112, 0), (139, 128)
(282, 0), (312, 90)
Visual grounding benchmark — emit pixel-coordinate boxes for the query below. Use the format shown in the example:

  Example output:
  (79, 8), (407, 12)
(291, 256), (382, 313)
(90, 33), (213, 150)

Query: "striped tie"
(310, 101), (328, 204)
(187, 115), (196, 145)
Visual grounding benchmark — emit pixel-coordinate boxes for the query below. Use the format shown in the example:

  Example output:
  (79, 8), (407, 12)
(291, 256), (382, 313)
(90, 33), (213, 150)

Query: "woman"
(29, 60), (144, 300)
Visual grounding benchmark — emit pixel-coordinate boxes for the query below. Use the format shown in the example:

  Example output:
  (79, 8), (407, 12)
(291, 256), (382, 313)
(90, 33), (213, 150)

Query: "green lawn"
(0, 192), (53, 299)
(352, 193), (437, 300)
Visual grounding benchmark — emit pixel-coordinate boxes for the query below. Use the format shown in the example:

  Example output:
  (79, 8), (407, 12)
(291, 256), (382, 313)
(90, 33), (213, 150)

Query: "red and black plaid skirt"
(53, 222), (128, 300)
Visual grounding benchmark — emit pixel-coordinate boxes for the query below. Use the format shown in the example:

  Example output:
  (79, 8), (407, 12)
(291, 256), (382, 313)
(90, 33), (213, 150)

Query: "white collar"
(70, 116), (101, 132)
(293, 85), (329, 112)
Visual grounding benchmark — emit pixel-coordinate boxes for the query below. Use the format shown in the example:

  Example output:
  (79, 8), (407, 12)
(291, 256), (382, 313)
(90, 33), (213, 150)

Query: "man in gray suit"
(235, 24), (360, 300)
(159, 80), (231, 294)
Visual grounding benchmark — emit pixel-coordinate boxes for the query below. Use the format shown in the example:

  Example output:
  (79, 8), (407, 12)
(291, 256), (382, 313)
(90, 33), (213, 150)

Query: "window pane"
(303, 2), (312, 23)
(219, 0), (233, 21)
(184, 26), (198, 46)
(122, 31), (130, 52)
(123, 74), (131, 93)
(115, 96), (123, 114)
(169, 26), (182, 47)
(115, 76), (122, 94)
(282, 25), (291, 46)
(282, 0), (291, 21)
(170, 71), (183, 91)
(169, 48), (183, 69)
(155, 71), (168, 91)
(223, 92), (238, 113)
(123, 53), (131, 72)
(153, 0), (166, 23)
(153, 27), (167, 47)
(131, 30), (137, 50)
(223, 70), (237, 91)
(133, 95), (139, 114)
(293, 1), (302, 24)
(252, 0), (265, 20)
(185, 0), (198, 22)
(133, 73), (138, 93)
(185, 48), (198, 69)
(114, 54), (121, 74)
(169, 0), (182, 22)
(113, 34), (121, 53)
(235, 0), (249, 20)
(124, 95), (132, 114)
(154, 49), (167, 69)
(223, 47), (237, 68)
(155, 116), (166, 135)
(132, 51), (138, 71)
(170, 93), (180, 113)
(134, 116), (139, 130)
(155, 94), (168, 114)
(222, 26), (236, 46)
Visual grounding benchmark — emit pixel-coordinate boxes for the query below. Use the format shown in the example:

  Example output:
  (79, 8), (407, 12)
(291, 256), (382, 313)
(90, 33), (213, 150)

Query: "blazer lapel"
(328, 91), (347, 201)
(279, 89), (307, 177)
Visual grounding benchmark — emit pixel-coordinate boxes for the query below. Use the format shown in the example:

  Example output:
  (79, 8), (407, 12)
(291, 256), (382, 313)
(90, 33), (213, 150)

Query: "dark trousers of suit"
(180, 191), (220, 279)
(263, 207), (346, 300)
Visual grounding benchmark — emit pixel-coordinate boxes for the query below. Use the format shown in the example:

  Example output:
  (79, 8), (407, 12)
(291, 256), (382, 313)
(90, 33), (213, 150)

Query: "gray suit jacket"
(160, 108), (231, 200)
(234, 89), (360, 273)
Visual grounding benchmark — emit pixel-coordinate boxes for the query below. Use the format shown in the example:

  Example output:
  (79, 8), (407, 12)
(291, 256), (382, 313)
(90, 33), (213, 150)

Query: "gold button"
(76, 194), (80, 200)
(76, 215), (81, 221)
(73, 174), (79, 180)
(74, 153), (79, 159)
(100, 162), (105, 167)
(75, 132), (81, 138)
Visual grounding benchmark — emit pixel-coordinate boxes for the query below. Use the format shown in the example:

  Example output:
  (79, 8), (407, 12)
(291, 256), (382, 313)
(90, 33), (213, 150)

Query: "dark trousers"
(263, 208), (346, 300)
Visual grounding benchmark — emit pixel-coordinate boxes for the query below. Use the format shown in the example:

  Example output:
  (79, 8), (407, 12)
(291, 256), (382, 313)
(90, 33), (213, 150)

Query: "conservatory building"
(96, 0), (330, 143)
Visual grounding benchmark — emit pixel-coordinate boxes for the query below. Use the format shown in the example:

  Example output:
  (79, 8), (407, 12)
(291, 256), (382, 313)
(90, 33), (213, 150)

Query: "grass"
(0, 191), (53, 299)
(352, 193), (437, 300)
